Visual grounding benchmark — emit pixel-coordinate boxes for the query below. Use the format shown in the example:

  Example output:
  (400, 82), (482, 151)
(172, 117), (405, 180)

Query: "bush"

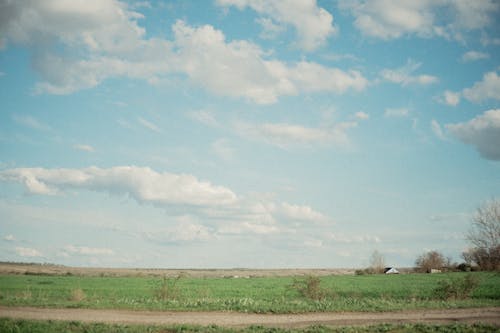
(432, 275), (479, 300)
(70, 288), (86, 302)
(289, 275), (332, 300)
(154, 274), (184, 301)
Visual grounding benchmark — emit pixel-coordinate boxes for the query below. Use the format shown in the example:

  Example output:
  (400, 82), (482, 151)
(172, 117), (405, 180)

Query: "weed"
(433, 275), (479, 300)
(154, 274), (184, 301)
(70, 288), (86, 302)
(289, 276), (332, 301)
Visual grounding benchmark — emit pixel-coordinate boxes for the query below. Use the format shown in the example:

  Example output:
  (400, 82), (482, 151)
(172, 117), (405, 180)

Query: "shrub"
(432, 275), (479, 300)
(70, 288), (86, 302)
(154, 274), (184, 301)
(289, 275), (332, 301)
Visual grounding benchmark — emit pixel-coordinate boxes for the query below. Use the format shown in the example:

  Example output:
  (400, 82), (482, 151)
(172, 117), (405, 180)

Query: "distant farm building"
(384, 267), (399, 274)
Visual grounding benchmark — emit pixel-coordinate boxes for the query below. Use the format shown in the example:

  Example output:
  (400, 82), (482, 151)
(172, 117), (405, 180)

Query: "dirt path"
(1, 306), (499, 328)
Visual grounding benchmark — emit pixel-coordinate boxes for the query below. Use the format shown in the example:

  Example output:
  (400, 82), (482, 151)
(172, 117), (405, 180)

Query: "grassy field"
(0, 318), (499, 333)
(0, 272), (499, 313)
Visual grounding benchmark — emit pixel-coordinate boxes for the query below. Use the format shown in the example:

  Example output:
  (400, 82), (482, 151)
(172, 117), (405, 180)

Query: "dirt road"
(1, 306), (499, 328)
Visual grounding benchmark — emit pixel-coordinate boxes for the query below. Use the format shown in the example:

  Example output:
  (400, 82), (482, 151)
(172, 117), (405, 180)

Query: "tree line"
(369, 198), (500, 273)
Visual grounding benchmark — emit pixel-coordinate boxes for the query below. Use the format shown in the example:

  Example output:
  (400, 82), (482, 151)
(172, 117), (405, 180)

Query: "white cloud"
(73, 144), (95, 153)
(280, 202), (328, 223)
(462, 71), (500, 103)
(431, 119), (446, 140)
(216, 0), (336, 51)
(12, 114), (51, 131)
(64, 245), (114, 256)
(15, 246), (42, 257)
(384, 108), (409, 118)
(236, 121), (358, 149)
(0, 1), (366, 103)
(342, 0), (499, 40)
(138, 117), (161, 133)
(4, 234), (15, 241)
(380, 60), (438, 86)
(0, 166), (332, 241)
(446, 109), (500, 160)
(442, 90), (461, 106)
(172, 21), (367, 104)
(354, 111), (369, 120)
(0, 166), (238, 207)
(461, 51), (489, 62)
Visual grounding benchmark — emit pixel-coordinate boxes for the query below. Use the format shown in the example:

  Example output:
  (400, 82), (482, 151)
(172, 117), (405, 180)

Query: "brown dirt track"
(1, 306), (499, 328)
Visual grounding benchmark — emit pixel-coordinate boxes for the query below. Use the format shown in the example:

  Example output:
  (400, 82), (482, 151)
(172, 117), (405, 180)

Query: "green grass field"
(0, 272), (499, 313)
(0, 318), (499, 333)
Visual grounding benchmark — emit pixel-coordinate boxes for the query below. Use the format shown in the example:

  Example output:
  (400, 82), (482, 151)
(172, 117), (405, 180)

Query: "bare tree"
(465, 199), (500, 271)
(369, 250), (386, 274)
(415, 250), (446, 273)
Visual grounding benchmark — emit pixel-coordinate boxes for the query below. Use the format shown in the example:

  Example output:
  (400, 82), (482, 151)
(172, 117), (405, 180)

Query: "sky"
(0, 0), (499, 269)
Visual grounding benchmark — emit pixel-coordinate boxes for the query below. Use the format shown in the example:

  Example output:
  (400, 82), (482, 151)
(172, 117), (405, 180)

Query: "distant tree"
(464, 199), (500, 271)
(415, 250), (446, 273)
(369, 250), (386, 274)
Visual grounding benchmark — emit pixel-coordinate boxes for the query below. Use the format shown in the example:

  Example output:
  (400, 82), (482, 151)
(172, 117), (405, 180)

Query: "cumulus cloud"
(15, 246), (42, 257)
(446, 109), (500, 160)
(380, 60), (438, 86)
(0, 166), (332, 238)
(341, 0), (499, 40)
(216, 0), (336, 51)
(462, 71), (500, 103)
(0, 166), (238, 206)
(0, 1), (366, 103)
(442, 90), (461, 106)
(236, 121), (358, 149)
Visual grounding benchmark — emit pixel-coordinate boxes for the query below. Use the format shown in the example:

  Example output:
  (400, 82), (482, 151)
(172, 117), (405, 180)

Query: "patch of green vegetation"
(0, 272), (499, 313)
(0, 319), (498, 333)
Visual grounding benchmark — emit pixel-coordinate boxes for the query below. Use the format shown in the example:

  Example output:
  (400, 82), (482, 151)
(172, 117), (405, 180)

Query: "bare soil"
(1, 306), (499, 328)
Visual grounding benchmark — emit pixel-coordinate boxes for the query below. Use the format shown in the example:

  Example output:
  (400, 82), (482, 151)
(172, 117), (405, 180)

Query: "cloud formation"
(236, 121), (358, 149)
(342, 0), (499, 40)
(216, 0), (336, 51)
(0, 1), (366, 104)
(0, 166), (331, 239)
(443, 71), (500, 106)
(15, 247), (42, 257)
(462, 71), (500, 103)
(380, 60), (438, 86)
(446, 109), (500, 160)
(0, 166), (238, 206)
(461, 51), (489, 62)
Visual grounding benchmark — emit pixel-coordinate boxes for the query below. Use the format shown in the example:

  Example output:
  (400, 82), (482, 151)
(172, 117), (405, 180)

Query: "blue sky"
(0, 0), (499, 268)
